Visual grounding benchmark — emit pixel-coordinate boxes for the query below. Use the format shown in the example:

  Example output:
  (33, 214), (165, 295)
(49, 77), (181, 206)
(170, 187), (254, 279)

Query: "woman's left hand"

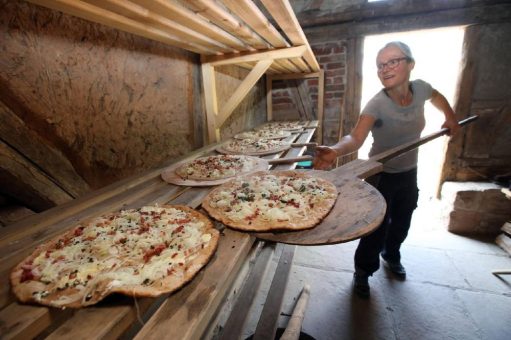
(441, 118), (460, 136)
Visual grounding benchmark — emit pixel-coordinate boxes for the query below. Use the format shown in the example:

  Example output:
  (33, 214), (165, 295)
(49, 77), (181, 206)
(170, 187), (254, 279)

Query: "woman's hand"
(441, 118), (460, 136)
(313, 146), (338, 170)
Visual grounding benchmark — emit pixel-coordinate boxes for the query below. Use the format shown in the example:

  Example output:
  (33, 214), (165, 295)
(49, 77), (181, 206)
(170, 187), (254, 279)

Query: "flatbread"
(161, 155), (269, 186)
(234, 129), (291, 140)
(202, 171), (338, 232)
(11, 205), (219, 308)
(256, 121), (305, 131)
(216, 139), (291, 156)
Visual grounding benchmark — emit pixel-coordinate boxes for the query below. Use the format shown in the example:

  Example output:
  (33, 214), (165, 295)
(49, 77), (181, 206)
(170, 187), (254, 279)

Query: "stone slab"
(456, 290), (511, 340)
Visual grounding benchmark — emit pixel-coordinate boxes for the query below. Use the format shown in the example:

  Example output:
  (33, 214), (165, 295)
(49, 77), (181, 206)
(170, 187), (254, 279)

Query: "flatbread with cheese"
(234, 129), (291, 140)
(216, 139), (291, 156)
(174, 155), (265, 181)
(256, 121), (304, 131)
(11, 205), (219, 308)
(202, 171), (338, 232)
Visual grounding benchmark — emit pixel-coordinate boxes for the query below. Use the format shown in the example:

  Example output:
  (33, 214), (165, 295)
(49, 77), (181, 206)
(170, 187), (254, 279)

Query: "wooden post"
(201, 63), (220, 143)
(317, 68), (325, 145)
(267, 74), (273, 121)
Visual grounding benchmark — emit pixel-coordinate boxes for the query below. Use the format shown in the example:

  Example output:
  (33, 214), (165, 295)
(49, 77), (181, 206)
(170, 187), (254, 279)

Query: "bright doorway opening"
(359, 27), (465, 213)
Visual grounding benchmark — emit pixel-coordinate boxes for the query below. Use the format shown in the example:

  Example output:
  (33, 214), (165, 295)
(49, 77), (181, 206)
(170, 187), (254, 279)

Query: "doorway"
(359, 27), (465, 213)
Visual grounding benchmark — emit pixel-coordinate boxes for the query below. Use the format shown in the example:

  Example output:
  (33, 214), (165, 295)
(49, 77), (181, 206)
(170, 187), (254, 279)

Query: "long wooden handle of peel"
(280, 284), (311, 340)
(290, 142), (317, 147)
(268, 155), (313, 165)
(369, 115), (479, 164)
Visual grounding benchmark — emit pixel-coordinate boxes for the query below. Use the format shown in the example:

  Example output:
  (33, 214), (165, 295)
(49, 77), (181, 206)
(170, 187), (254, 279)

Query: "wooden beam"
(286, 80), (307, 120)
(266, 75), (273, 121)
(317, 69), (325, 145)
(260, 0), (320, 71)
(201, 63), (220, 144)
(82, 0), (236, 53)
(0, 102), (90, 198)
(296, 79), (316, 120)
(184, 0), (268, 50)
(270, 72), (321, 80)
(296, 0), (511, 28)
(0, 140), (73, 211)
(276, 59), (301, 73)
(217, 59), (272, 126)
(305, 3), (511, 41)
(218, 243), (275, 340)
(253, 245), (296, 340)
(201, 45), (307, 66)
(221, 0), (289, 48)
(26, 0), (216, 54)
(129, 0), (248, 51)
(290, 57), (312, 73)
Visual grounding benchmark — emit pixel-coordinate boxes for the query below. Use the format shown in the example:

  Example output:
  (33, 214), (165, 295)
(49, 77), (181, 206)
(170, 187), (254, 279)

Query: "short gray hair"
(381, 41), (414, 62)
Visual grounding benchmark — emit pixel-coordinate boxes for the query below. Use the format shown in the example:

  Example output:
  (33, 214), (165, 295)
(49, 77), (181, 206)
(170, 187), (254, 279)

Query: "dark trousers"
(354, 168), (419, 276)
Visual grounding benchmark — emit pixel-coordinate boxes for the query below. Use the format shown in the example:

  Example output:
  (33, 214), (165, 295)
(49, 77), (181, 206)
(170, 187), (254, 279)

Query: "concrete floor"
(242, 199), (511, 340)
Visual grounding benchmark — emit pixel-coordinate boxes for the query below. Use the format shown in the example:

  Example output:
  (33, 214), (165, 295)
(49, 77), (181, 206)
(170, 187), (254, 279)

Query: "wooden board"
(160, 156), (269, 186)
(252, 170), (386, 245)
(216, 142), (292, 156)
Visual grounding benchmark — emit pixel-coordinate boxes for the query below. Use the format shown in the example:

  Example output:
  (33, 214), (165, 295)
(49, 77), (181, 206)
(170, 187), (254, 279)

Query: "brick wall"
(270, 40), (348, 145)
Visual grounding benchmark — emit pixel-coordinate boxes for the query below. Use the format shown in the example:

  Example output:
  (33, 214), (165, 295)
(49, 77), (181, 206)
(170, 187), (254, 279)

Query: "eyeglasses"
(377, 57), (409, 72)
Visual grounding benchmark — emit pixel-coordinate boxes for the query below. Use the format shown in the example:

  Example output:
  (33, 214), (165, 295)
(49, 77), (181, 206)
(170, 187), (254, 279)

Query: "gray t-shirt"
(361, 79), (433, 173)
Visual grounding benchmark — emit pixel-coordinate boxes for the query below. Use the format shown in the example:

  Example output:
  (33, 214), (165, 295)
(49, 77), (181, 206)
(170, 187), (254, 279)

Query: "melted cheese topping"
(177, 155), (254, 179)
(235, 129), (290, 140)
(223, 139), (290, 154)
(27, 206), (213, 297)
(209, 174), (337, 223)
(257, 121), (304, 131)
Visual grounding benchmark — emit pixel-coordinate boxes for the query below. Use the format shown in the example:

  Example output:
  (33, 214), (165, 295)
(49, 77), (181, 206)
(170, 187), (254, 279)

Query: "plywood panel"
(0, 1), (201, 189)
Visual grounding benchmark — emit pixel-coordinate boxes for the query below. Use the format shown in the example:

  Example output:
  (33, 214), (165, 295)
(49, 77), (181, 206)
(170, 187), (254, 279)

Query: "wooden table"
(0, 121), (329, 340)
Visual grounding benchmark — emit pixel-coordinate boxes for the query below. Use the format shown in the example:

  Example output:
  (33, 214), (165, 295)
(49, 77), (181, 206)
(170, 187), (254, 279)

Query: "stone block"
(448, 210), (482, 234)
(441, 181), (511, 235)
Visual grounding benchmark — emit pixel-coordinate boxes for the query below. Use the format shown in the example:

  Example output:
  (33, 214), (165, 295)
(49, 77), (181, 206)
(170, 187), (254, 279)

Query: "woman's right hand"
(313, 146), (338, 170)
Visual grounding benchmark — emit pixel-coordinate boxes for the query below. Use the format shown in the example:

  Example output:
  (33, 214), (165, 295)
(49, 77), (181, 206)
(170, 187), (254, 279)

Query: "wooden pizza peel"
(252, 116), (479, 246)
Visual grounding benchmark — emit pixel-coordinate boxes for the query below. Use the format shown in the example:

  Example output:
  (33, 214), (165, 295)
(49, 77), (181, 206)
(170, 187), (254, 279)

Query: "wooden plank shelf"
(0, 121), (318, 340)
(26, 0), (324, 143)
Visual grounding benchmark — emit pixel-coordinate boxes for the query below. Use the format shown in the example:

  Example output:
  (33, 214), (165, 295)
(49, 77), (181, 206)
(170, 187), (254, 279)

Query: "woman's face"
(376, 45), (414, 90)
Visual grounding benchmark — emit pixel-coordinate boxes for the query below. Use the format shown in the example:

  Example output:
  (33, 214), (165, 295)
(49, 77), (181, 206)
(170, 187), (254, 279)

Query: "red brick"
(325, 69), (343, 78)
(311, 42), (343, 55)
(332, 76), (344, 85)
(326, 62), (344, 70)
(318, 55), (343, 63)
(325, 84), (344, 92)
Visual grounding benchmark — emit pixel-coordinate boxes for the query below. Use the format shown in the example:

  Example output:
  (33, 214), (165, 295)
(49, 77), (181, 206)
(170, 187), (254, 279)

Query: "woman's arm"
(313, 114), (375, 170)
(430, 89), (460, 136)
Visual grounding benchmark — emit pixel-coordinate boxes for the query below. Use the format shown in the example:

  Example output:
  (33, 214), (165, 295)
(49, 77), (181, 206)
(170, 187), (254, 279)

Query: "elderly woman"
(313, 41), (460, 298)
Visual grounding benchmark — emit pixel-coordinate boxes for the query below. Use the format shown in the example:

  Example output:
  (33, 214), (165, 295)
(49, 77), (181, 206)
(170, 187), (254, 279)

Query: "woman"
(313, 41), (460, 298)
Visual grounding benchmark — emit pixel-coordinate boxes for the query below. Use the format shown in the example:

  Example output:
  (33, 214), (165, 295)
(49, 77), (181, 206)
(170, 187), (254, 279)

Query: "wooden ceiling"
(27, 0), (320, 74)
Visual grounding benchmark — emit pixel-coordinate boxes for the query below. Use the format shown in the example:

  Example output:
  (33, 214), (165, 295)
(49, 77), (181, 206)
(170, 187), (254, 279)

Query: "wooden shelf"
(27, 0), (323, 143)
